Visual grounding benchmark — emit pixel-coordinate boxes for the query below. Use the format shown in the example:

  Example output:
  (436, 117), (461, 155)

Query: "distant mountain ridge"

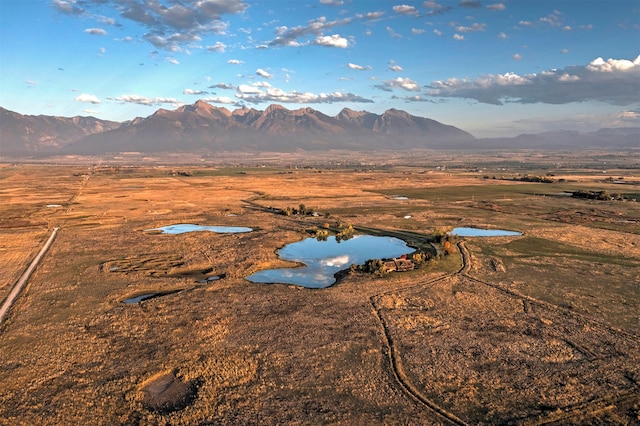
(0, 106), (120, 155)
(1, 101), (474, 155)
(1, 101), (637, 156)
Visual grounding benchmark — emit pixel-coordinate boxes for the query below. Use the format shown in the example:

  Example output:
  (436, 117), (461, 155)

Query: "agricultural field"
(0, 151), (638, 425)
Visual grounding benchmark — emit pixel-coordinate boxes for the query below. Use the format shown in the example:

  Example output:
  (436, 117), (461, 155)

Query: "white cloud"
(75, 93), (101, 104)
(615, 110), (640, 125)
(348, 63), (370, 70)
(426, 55), (640, 105)
(453, 33), (464, 40)
(379, 77), (421, 91)
(365, 11), (384, 19)
(167, 58), (180, 65)
(52, 0), (84, 16)
(386, 26), (401, 39)
(268, 16), (352, 47)
(209, 83), (236, 90)
(25, 78), (38, 87)
(433, 29), (443, 36)
(424, 1), (452, 15)
(411, 28), (425, 35)
(393, 5), (419, 15)
(320, 0), (344, 5)
(227, 59), (244, 64)
(519, 20), (533, 27)
(513, 53), (522, 61)
(109, 95), (183, 107)
(235, 85), (373, 104)
(84, 27), (107, 36)
(498, 32), (507, 39)
(206, 42), (226, 52)
(540, 11), (563, 27)
(389, 64), (403, 72)
(183, 89), (207, 95)
(201, 96), (237, 105)
(456, 23), (486, 32)
(256, 68), (272, 78)
(587, 56), (640, 72)
(315, 34), (349, 48)
(58, 0), (248, 51)
(560, 49), (569, 54)
(238, 84), (263, 94)
(486, 3), (506, 11)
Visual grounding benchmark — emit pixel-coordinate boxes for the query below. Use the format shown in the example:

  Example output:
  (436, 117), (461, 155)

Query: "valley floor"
(0, 154), (638, 424)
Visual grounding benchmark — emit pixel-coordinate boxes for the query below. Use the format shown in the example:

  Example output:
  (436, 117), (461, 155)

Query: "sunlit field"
(1, 151), (638, 424)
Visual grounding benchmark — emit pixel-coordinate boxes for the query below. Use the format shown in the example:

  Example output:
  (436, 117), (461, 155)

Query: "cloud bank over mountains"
(426, 56), (640, 106)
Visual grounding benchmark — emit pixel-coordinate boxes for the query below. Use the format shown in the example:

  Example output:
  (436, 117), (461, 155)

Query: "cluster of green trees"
(309, 222), (354, 242)
(514, 175), (554, 183)
(335, 224), (354, 242)
(431, 228), (458, 256)
(482, 175), (554, 183)
(352, 249), (432, 276)
(571, 190), (628, 201)
(281, 203), (314, 216)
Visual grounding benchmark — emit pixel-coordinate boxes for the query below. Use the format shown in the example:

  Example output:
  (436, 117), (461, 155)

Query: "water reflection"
(247, 235), (414, 288)
(146, 224), (253, 234)
(450, 227), (521, 237)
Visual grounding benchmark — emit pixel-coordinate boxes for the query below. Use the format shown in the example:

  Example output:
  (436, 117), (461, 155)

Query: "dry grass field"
(0, 151), (638, 425)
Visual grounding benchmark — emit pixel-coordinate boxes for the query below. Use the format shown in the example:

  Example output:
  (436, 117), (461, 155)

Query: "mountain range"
(1, 101), (638, 157)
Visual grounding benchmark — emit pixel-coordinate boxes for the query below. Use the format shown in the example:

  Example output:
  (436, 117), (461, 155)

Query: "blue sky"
(1, 0), (638, 137)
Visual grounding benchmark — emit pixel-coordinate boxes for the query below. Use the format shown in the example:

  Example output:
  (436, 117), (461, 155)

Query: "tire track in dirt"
(371, 239), (639, 424)
(369, 244), (469, 425)
(64, 169), (93, 214)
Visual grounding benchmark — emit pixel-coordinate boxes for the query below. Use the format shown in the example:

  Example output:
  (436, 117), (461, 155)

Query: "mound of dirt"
(139, 369), (198, 413)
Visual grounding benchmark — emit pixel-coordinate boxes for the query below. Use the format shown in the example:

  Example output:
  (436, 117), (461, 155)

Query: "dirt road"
(0, 227), (59, 324)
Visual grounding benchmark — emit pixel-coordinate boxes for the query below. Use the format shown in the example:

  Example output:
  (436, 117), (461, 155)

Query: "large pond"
(246, 235), (414, 289)
(450, 227), (522, 237)
(146, 224), (253, 234)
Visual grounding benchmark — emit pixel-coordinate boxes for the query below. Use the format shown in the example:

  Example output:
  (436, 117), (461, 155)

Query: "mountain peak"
(337, 108), (368, 120)
(265, 104), (288, 114)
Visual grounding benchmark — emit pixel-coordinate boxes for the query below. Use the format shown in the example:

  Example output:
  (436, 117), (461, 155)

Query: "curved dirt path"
(369, 242), (470, 425)
(0, 227), (59, 325)
(371, 240), (639, 424)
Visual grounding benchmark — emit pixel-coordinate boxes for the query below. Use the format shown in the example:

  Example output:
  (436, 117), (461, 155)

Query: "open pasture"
(0, 154), (638, 424)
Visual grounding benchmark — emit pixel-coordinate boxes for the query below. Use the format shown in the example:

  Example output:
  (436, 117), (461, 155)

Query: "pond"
(450, 227), (522, 237)
(122, 289), (182, 304)
(146, 224), (253, 234)
(122, 293), (159, 304)
(246, 235), (414, 289)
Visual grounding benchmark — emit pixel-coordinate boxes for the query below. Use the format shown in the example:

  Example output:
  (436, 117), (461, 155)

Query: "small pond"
(197, 275), (223, 283)
(122, 289), (181, 304)
(122, 293), (159, 304)
(450, 227), (522, 237)
(146, 224), (253, 234)
(246, 235), (414, 289)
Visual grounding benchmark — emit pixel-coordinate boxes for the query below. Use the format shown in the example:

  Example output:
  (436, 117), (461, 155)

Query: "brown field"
(0, 151), (639, 425)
